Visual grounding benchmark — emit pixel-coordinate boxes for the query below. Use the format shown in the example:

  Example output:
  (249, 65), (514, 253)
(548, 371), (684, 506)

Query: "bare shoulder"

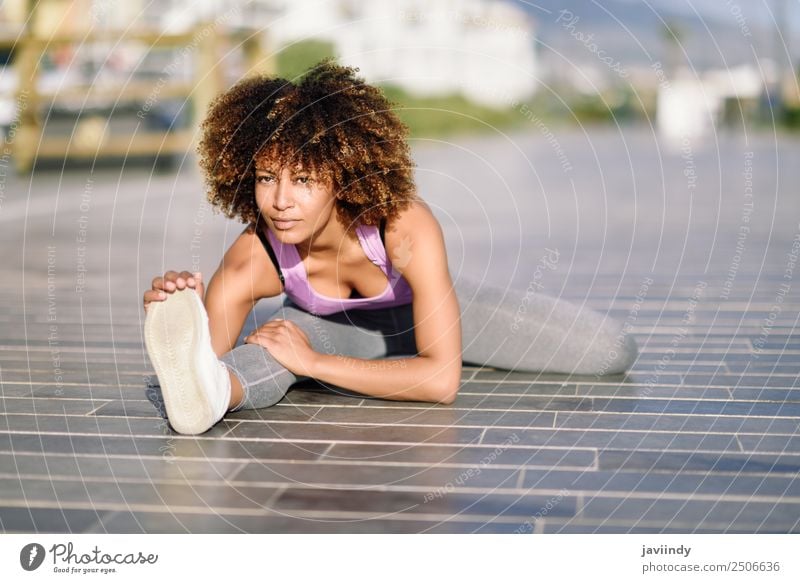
(384, 199), (444, 256)
(384, 199), (449, 283)
(386, 199), (440, 236)
(211, 224), (283, 301)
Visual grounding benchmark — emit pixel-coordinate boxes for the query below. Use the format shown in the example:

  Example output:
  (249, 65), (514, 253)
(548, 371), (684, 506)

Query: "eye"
(295, 176), (311, 185)
(256, 175), (275, 183)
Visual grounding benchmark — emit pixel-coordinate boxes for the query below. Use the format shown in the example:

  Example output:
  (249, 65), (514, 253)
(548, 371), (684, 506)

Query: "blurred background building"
(0, 0), (797, 170)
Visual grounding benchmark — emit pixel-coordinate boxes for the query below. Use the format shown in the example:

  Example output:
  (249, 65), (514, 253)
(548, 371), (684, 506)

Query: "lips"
(272, 218), (300, 230)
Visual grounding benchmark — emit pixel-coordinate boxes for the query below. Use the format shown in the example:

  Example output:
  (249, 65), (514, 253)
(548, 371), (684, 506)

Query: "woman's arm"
(205, 225), (284, 356)
(307, 201), (463, 404)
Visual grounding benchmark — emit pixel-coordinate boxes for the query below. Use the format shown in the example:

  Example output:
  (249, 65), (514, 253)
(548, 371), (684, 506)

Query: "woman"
(143, 60), (638, 435)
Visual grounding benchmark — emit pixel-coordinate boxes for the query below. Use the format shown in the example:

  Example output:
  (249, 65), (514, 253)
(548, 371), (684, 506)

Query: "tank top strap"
(263, 225), (307, 292)
(355, 221), (393, 278)
(254, 221), (284, 287)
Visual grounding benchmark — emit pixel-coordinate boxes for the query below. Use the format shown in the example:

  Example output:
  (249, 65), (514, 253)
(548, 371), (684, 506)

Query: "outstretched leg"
(454, 274), (637, 375)
(219, 299), (417, 410)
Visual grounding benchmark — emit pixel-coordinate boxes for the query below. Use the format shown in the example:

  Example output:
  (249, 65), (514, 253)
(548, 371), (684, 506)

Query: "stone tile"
(555, 411), (800, 434)
(0, 453), (244, 481)
(226, 421), (484, 444)
(520, 468), (800, 498)
(227, 405), (322, 422)
(0, 383), (34, 398)
(94, 510), (523, 533)
(682, 374), (798, 388)
(233, 459), (521, 489)
(588, 397), (800, 417)
(0, 397), (108, 415)
(0, 370), (150, 384)
(272, 487), (579, 520)
(89, 399), (172, 418)
(33, 385), (147, 400)
(311, 406), (555, 428)
(483, 427), (740, 452)
(727, 387), (800, 401)
(737, 435), (800, 453)
(0, 506), (109, 533)
(0, 413), (238, 439)
(453, 394), (597, 411)
(278, 388), (365, 406)
(0, 478), (281, 511)
(580, 496), (800, 529)
(726, 364), (800, 374)
(457, 381), (579, 396)
(324, 442), (597, 470)
(0, 433), (322, 461)
(574, 384), (732, 400)
(598, 450), (800, 475)
(540, 521), (791, 533)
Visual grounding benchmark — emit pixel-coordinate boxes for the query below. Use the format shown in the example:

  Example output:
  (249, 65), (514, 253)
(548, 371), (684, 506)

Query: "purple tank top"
(265, 223), (414, 315)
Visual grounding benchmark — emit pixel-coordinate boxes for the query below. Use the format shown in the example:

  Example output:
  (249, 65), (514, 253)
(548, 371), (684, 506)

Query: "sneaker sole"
(144, 290), (215, 435)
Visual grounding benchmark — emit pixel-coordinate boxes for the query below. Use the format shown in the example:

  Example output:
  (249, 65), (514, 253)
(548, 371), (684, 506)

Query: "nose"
(272, 173), (294, 210)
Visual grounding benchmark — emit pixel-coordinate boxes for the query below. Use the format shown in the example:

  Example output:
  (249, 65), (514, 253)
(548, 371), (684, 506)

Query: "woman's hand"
(143, 270), (204, 314)
(245, 319), (318, 376)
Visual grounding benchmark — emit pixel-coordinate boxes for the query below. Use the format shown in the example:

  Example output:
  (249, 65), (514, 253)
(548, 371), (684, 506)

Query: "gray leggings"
(213, 274), (638, 411)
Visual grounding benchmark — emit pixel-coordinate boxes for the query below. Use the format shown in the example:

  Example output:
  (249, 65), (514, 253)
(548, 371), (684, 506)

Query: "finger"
(163, 271), (179, 291)
(151, 276), (165, 290)
(245, 333), (271, 346)
(249, 328), (278, 339)
(254, 320), (286, 332)
(144, 289), (167, 303)
(179, 271), (196, 288)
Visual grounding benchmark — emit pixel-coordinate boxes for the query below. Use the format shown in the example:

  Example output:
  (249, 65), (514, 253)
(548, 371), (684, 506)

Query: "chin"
(269, 225), (306, 243)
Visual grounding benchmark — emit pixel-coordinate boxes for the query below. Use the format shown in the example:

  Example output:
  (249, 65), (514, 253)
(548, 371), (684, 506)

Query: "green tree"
(276, 40), (336, 80)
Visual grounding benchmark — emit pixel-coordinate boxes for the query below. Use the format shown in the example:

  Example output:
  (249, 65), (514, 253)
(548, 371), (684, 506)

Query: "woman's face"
(254, 161), (337, 244)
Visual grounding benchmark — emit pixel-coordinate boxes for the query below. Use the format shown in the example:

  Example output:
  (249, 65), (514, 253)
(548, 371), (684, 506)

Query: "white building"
(34, 0), (539, 108)
(142, 0), (540, 108)
(273, 0), (541, 108)
(656, 64), (765, 145)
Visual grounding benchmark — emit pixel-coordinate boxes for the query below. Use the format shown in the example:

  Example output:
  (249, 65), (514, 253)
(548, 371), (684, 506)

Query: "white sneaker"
(144, 288), (231, 435)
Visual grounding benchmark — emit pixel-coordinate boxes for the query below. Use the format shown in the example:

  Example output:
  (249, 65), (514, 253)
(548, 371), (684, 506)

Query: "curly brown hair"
(197, 58), (419, 231)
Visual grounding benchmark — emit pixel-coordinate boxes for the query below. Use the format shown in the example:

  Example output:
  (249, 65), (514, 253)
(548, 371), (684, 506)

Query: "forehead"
(254, 160), (306, 172)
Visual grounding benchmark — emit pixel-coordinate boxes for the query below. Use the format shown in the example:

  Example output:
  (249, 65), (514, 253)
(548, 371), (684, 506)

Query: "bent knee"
(219, 342), (284, 372)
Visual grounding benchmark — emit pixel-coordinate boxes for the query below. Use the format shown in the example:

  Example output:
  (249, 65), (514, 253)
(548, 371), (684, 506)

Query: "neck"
(295, 210), (354, 257)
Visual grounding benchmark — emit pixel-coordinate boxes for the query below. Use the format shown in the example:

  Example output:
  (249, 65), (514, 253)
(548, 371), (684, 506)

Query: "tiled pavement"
(1, 128), (799, 533)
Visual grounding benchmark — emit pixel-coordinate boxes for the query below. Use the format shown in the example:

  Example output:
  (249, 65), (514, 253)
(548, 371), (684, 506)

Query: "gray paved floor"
(1, 128), (799, 533)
